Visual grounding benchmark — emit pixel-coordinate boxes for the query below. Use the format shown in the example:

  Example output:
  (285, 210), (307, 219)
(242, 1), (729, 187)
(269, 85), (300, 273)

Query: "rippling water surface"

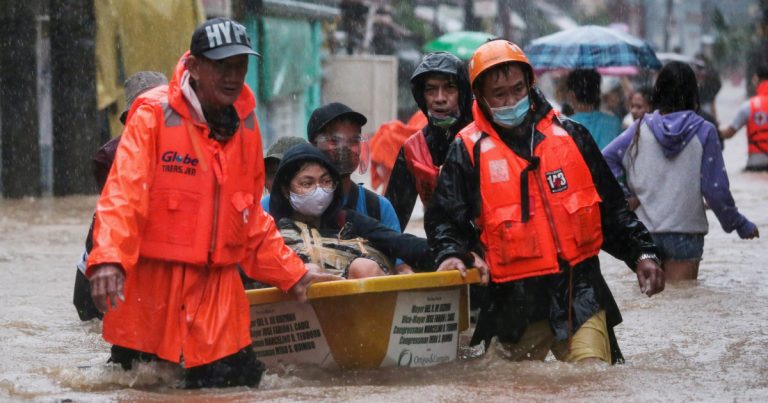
(1, 83), (766, 402)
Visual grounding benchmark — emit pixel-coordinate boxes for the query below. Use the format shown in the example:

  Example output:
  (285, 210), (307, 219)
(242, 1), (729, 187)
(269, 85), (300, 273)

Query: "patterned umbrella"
(525, 25), (662, 71)
(423, 31), (494, 61)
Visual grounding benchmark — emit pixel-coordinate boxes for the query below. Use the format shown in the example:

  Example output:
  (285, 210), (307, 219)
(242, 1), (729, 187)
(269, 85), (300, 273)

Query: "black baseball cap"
(190, 17), (259, 60)
(307, 102), (368, 141)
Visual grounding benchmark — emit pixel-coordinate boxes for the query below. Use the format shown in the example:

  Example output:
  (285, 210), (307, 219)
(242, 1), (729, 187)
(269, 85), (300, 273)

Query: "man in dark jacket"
(425, 40), (664, 364)
(385, 52), (473, 230)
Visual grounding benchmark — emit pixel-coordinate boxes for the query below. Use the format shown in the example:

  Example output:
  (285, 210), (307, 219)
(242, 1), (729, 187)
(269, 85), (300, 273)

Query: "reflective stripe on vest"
(459, 112), (603, 283)
(402, 130), (440, 206)
(138, 97), (260, 267)
(747, 95), (768, 155)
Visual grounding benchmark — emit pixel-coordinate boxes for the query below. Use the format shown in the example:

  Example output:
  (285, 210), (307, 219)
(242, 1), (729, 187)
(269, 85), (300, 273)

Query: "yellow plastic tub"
(247, 269), (481, 369)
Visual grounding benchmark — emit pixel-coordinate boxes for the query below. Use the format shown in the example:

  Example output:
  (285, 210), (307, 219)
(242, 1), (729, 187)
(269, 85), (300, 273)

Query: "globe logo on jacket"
(161, 150), (198, 176)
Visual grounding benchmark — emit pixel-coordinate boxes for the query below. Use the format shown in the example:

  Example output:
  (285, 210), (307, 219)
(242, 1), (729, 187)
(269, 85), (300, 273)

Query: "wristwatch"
(636, 252), (661, 266)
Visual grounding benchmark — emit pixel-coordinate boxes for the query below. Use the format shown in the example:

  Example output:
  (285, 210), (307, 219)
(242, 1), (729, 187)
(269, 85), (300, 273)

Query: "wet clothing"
(109, 345), (264, 389)
(74, 136), (123, 321)
(650, 233), (705, 262)
(262, 183), (404, 266)
(386, 52), (473, 230)
(729, 81), (768, 170)
(269, 143), (436, 271)
(86, 52), (307, 369)
(496, 310), (610, 363)
(570, 111), (622, 150)
(426, 88), (657, 363)
(277, 218), (394, 276)
(401, 131), (440, 207)
(458, 105), (603, 283)
(370, 111), (428, 191)
(603, 111), (756, 238)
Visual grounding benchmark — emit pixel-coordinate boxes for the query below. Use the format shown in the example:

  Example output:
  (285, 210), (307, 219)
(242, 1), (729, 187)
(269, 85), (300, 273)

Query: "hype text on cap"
(190, 17), (260, 60)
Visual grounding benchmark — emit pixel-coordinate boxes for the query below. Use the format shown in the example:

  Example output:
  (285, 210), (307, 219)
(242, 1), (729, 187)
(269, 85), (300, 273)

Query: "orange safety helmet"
(468, 39), (535, 88)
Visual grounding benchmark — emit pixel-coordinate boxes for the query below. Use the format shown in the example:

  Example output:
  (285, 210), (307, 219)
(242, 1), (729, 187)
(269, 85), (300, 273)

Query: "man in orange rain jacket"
(86, 17), (337, 388)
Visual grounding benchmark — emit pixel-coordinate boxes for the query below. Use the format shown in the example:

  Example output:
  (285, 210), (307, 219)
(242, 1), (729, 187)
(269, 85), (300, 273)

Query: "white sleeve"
(728, 101), (752, 131)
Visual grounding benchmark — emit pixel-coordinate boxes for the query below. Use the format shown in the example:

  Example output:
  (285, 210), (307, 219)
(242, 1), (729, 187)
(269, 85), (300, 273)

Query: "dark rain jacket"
(385, 52), (473, 230)
(425, 87), (658, 363)
(270, 143), (436, 271)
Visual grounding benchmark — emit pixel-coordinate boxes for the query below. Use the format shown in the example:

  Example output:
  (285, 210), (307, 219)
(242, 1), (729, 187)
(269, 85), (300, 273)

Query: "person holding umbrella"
(425, 40), (664, 364)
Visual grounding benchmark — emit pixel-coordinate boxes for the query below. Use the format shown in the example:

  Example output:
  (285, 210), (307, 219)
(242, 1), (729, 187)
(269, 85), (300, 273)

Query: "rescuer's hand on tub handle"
(436, 252), (489, 285)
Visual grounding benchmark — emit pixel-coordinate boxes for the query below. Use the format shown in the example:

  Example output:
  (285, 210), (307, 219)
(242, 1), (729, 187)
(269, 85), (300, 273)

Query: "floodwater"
(1, 82), (767, 402)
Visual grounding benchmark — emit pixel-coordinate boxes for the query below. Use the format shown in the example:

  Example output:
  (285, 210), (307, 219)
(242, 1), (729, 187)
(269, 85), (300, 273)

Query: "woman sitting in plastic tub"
(269, 143), (436, 278)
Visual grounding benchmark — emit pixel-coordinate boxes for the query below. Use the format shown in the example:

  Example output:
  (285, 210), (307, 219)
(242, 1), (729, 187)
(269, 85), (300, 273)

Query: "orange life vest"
(460, 103), (603, 283)
(402, 130), (440, 206)
(137, 87), (260, 267)
(746, 81), (768, 155)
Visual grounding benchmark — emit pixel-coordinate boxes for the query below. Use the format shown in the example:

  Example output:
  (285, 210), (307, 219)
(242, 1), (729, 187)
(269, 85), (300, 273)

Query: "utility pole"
(50, 0), (99, 195)
(663, 0), (674, 52)
(464, 0), (480, 31)
(0, 1), (41, 198)
(498, 0), (511, 40)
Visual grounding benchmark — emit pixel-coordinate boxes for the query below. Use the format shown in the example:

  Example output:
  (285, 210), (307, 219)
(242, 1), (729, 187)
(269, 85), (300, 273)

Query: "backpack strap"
(363, 187), (381, 221)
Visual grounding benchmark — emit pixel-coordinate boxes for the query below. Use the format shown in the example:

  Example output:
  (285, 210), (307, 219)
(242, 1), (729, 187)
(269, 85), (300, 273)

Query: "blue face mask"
(488, 96), (530, 128)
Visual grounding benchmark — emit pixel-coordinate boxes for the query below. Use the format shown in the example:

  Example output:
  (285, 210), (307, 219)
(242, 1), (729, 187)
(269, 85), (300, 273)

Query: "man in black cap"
(85, 17), (336, 388)
(305, 102), (413, 273)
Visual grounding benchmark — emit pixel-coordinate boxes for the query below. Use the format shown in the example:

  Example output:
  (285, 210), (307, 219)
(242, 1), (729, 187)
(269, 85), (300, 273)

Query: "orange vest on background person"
(460, 102), (603, 283)
(370, 111), (427, 191)
(134, 86), (260, 267)
(746, 81), (768, 155)
(402, 130), (439, 206)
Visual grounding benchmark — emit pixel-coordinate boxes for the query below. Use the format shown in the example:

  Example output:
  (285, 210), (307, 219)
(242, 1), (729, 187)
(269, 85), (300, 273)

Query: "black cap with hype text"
(190, 17), (260, 60)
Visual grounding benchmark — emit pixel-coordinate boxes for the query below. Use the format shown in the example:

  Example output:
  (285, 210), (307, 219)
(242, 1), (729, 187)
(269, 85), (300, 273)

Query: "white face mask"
(289, 186), (334, 217)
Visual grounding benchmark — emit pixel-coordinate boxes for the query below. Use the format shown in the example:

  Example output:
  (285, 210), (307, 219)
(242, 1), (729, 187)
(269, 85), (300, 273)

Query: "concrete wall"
(322, 55), (398, 136)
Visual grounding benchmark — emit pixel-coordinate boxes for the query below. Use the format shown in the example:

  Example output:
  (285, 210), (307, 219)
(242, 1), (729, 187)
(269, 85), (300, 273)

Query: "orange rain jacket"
(86, 52), (306, 368)
(369, 111), (427, 191)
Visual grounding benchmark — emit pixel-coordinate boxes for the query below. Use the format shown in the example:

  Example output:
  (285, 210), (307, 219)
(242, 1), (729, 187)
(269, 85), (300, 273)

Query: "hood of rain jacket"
(410, 52), (473, 128)
(644, 110), (706, 158)
(269, 143), (345, 227)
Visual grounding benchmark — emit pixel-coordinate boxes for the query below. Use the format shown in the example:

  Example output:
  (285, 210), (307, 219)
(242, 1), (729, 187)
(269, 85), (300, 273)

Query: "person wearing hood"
(85, 18), (337, 388)
(425, 40), (664, 364)
(385, 52), (473, 230)
(269, 143), (437, 276)
(603, 61), (759, 282)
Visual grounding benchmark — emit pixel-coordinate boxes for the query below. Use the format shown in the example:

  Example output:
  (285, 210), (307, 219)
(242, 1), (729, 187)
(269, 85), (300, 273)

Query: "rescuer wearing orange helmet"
(86, 18), (337, 388)
(425, 40), (665, 363)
